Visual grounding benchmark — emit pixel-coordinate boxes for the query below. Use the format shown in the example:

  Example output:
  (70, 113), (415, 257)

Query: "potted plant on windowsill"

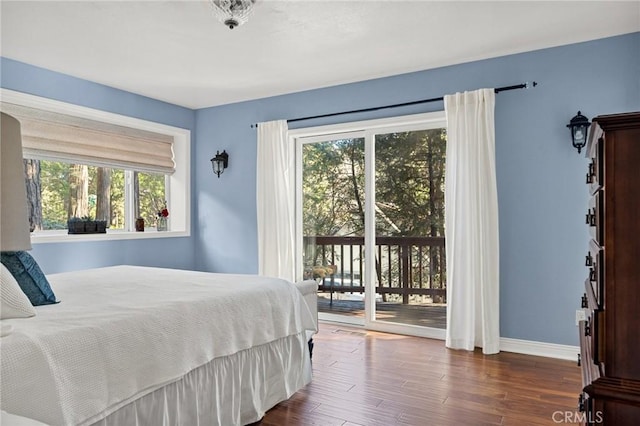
(67, 217), (85, 234)
(83, 216), (97, 233)
(67, 216), (108, 234)
(156, 200), (169, 231)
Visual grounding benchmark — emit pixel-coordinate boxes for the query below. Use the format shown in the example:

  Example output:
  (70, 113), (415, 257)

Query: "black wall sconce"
(211, 150), (229, 178)
(567, 111), (590, 154)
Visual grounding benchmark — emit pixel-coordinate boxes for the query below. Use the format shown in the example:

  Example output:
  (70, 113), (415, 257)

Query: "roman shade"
(0, 103), (175, 174)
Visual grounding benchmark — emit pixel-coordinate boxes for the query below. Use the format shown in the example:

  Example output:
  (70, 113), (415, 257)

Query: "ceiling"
(1, 1), (638, 110)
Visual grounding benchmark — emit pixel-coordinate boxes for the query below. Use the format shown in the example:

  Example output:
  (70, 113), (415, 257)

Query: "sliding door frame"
(291, 111), (447, 339)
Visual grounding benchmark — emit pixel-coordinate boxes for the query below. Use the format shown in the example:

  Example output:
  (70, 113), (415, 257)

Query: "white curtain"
(256, 120), (295, 282)
(444, 89), (500, 355)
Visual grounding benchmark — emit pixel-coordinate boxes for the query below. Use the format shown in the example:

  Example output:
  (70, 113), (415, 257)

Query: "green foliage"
(109, 170), (125, 229)
(302, 138), (365, 238)
(67, 216), (97, 222)
(302, 129), (446, 239)
(34, 160), (164, 231)
(302, 129), (447, 284)
(375, 128), (446, 237)
(39, 160), (70, 229)
(136, 171), (166, 227)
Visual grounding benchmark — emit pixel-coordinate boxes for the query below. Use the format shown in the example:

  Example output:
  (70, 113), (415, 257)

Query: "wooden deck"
(318, 294), (447, 329)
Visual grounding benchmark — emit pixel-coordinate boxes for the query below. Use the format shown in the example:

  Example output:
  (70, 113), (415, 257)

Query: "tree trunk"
(96, 167), (111, 222)
(68, 164), (89, 218)
(349, 142), (365, 231)
(428, 146), (436, 237)
(426, 145), (442, 296)
(23, 159), (43, 231)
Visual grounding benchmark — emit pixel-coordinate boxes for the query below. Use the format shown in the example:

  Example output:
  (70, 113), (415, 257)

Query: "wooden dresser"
(579, 112), (640, 425)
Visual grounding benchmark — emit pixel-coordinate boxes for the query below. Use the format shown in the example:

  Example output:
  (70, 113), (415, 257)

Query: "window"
(25, 160), (168, 232)
(2, 88), (191, 242)
(26, 160), (126, 230)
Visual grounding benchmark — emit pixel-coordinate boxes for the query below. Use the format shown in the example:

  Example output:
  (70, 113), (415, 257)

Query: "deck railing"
(303, 235), (446, 304)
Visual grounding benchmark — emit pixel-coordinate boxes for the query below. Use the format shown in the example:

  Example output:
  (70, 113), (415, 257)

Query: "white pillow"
(1, 263), (36, 319)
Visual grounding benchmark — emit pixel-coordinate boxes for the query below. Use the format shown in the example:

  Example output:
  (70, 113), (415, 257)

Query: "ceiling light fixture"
(209, 0), (258, 30)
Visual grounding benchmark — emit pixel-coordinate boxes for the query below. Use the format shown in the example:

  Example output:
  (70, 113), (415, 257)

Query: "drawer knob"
(581, 294), (588, 308)
(590, 268), (597, 282)
(585, 322), (591, 337)
(578, 394), (585, 412)
(585, 253), (592, 267)
(577, 353), (581, 367)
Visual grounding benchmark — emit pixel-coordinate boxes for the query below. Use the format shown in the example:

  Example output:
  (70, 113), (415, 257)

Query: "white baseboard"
(318, 318), (579, 361)
(500, 337), (579, 361)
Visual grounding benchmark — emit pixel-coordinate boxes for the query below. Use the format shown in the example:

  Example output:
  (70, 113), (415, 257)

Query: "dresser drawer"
(586, 191), (603, 244)
(579, 317), (601, 387)
(577, 392), (602, 426)
(582, 277), (605, 366)
(586, 135), (603, 195)
(583, 395), (604, 426)
(586, 240), (604, 309)
(583, 311), (604, 368)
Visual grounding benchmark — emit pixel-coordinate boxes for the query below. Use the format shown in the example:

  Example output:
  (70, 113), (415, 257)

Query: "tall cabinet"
(579, 112), (640, 425)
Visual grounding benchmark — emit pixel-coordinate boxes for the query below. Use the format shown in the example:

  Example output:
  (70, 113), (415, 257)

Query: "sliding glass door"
(299, 133), (366, 324)
(372, 128), (447, 330)
(295, 112), (447, 336)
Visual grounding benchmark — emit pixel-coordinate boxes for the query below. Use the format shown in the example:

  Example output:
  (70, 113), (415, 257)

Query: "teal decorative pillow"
(0, 251), (57, 306)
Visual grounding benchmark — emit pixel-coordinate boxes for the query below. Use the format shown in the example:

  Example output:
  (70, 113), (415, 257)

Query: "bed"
(0, 265), (317, 426)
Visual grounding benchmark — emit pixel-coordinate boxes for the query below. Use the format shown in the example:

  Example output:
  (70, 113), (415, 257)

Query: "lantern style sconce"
(567, 111), (590, 154)
(211, 150), (229, 178)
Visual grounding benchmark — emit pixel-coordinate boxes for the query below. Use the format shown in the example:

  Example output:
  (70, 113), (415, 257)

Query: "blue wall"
(2, 33), (638, 346)
(195, 32), (639, 346)
(0, 58), (198, 273)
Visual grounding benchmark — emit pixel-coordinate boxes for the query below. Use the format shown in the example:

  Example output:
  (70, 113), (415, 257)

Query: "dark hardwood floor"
(260, 322), (582, 425)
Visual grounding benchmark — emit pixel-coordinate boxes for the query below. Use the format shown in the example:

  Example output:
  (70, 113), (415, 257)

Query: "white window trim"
(0, 88), (191, 244)
(288, 111), (446, 139)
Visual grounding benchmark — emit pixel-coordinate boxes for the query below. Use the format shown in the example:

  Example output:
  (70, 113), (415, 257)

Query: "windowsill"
(31, 229), (190, 244)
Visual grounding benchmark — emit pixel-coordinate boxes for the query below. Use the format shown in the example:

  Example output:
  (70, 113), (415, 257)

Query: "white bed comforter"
(0, 266), (315, 426)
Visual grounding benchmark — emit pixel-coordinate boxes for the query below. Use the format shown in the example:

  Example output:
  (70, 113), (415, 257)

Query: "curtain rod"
(251, 81), (537, 128)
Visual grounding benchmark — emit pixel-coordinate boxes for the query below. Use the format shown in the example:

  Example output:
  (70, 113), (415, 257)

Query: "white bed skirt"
(87, 332), (311, 426)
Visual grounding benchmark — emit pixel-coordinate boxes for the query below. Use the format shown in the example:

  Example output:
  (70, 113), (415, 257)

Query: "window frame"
(1, 89), (191, 244)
